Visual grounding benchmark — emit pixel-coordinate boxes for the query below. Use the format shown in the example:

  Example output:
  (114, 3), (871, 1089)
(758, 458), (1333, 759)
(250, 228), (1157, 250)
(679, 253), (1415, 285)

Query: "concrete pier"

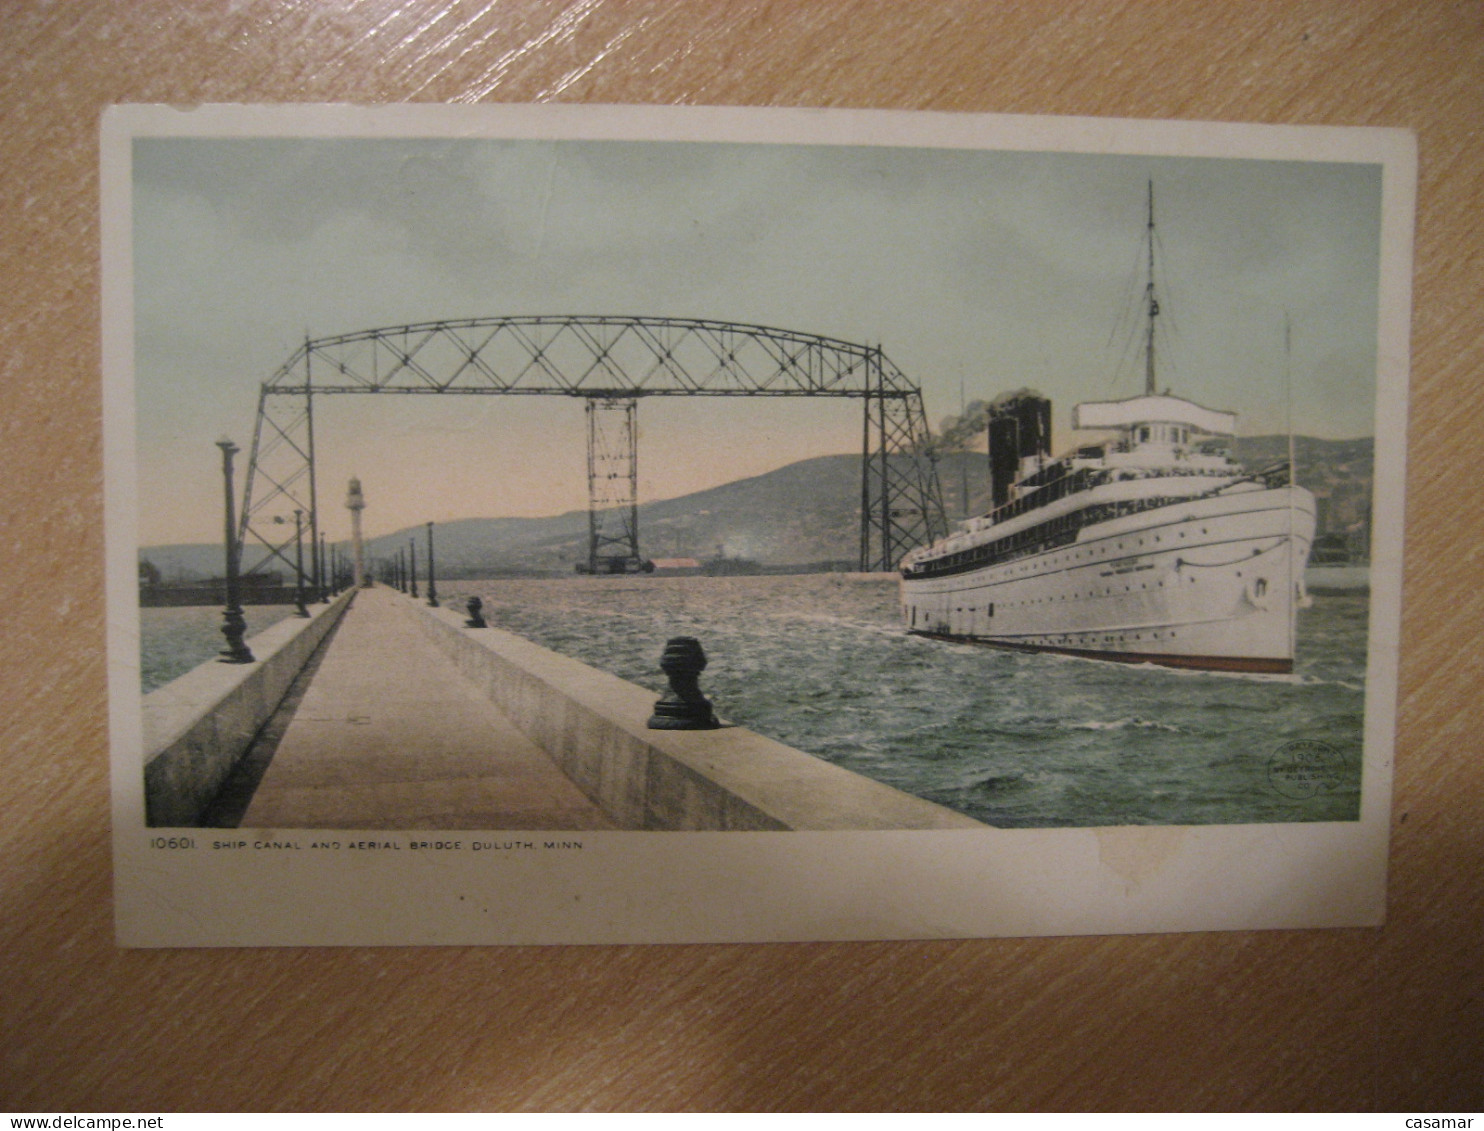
(240, 586), (615, 830)
(143, 589), (356, 826)
(145, 585), (981, 831)
(408, 595), (981, 831)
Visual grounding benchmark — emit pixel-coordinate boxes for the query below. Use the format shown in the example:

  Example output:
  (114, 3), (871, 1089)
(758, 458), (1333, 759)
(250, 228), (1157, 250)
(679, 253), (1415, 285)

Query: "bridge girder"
(239, 316), (947, 578)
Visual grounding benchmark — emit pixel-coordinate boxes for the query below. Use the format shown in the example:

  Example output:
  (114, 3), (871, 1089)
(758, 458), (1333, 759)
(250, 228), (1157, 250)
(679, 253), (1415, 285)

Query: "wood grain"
(1, 0), (1480, 1111)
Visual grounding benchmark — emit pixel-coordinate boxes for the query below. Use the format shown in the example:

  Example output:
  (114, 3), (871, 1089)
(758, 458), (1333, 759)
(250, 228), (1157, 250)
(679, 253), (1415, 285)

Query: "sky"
(131, 129), (1384, 546)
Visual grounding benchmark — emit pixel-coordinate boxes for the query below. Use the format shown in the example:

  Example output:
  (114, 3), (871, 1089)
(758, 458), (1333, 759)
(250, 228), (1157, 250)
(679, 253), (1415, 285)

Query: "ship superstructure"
(899, 188), (1315, 672)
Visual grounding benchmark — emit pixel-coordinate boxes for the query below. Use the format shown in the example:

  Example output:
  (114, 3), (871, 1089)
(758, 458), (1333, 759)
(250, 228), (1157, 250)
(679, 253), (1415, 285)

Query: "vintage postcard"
(103, 104), (1415, 945)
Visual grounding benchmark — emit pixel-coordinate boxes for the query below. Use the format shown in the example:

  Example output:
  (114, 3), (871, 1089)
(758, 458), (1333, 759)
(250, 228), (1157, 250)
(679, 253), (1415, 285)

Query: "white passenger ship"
(900, 193), (1315, 673)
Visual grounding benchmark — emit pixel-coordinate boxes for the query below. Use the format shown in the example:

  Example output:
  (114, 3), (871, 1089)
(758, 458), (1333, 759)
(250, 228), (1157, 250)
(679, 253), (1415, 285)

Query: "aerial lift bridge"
(237, 316), (946, 583)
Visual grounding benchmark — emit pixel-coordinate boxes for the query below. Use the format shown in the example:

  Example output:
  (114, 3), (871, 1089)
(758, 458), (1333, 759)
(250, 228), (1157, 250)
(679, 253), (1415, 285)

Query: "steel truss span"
(239, 316), (947, 581)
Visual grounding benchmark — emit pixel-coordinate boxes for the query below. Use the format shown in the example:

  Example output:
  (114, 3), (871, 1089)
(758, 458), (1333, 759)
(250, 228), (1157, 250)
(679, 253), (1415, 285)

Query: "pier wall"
(142, 590), (356, 826)
(406, 596), (981, 832)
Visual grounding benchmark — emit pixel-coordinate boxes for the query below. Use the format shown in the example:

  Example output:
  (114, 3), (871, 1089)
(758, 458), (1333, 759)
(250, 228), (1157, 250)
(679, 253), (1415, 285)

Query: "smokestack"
(987, 389), (1052, 508)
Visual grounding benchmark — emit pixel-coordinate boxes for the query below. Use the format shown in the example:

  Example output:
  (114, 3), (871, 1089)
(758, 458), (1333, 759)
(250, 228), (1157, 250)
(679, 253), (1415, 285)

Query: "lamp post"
(319, 532), (330, 602)
(216, 439), (254, 664)
(409, 537), (419, 599)
(426, 521), (439, 607)
(293, 510), (310, 617)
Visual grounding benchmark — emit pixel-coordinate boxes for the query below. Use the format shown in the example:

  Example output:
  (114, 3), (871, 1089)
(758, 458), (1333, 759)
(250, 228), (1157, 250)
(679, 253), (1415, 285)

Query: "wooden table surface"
(2, 1), (1480, 1111)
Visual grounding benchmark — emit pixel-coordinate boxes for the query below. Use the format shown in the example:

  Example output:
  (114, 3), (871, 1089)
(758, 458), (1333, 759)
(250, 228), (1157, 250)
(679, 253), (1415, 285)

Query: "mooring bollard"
(647, 636), (720, 730)
(464, 596), (487, 629)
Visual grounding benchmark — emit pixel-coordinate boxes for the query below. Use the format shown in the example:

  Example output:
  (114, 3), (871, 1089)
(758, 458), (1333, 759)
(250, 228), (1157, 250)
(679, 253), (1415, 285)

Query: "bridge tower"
(583, 395), (644, 573)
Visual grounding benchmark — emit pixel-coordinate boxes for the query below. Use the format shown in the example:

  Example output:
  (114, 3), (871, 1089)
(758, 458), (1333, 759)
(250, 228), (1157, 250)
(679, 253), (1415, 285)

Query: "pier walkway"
(148, 582), (980, 831)
(238, 586), (617, 830)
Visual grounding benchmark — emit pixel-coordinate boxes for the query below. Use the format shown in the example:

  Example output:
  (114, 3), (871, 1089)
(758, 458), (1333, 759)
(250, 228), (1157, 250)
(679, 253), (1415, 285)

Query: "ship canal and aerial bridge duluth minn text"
(238, 315), (949, 585)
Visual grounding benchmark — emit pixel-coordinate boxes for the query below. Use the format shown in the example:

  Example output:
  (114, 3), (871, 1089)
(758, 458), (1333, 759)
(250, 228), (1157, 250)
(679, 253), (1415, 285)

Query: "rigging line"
(1107, 312), (1146, 392)
(1150, 224), (1184, 339)
(1106, 214), (1150, 351)
(1107, 185), (1159, 392)
(1149, 224), (1185, 395)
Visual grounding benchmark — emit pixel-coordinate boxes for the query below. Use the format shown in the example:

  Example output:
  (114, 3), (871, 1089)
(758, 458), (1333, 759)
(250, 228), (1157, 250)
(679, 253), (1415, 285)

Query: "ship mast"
(1144, 180), (1159, 397)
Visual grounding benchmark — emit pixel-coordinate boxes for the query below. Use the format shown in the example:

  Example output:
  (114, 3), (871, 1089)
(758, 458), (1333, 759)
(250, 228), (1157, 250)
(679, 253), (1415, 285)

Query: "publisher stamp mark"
(1267, 739), (1351, 799)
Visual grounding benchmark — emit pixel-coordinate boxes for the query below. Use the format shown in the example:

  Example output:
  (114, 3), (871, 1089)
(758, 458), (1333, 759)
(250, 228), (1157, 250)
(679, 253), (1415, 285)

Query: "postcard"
(103, 104), (1415, 945)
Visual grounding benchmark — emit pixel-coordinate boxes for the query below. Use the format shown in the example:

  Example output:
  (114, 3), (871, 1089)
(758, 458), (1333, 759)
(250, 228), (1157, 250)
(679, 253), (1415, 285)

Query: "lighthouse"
(346, 477), (368, 588)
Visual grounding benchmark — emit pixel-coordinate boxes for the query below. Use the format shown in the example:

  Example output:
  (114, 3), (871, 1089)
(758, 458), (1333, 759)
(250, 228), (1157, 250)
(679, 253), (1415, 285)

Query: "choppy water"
(138, 576), (1368, 827)
(443, 574), (1368, 828)
(140, 605), (301, 693)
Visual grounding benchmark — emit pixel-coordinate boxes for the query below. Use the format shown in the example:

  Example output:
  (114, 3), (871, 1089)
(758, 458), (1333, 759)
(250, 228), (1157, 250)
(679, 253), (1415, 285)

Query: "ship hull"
(900, 485), (1315, 673)
(909, 634), (1297, 674)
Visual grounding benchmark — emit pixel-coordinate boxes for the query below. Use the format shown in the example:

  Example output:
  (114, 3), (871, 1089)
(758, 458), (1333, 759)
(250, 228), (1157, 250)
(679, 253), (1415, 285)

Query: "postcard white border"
(103, 103), (1415, 946)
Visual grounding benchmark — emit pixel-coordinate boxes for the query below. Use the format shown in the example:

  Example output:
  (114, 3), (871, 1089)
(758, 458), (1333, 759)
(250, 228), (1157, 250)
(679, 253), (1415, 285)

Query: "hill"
(139, 437), (1374, 579)
(140, 453), (867, 580)
(361, 453), (867, 575)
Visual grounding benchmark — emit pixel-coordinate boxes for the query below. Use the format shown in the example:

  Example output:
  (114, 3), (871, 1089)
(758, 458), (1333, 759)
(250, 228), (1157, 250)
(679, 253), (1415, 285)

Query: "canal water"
(140, 604), (300, 693)
(139, 573), (1369, 828)
(441, 573), (1369, 828)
